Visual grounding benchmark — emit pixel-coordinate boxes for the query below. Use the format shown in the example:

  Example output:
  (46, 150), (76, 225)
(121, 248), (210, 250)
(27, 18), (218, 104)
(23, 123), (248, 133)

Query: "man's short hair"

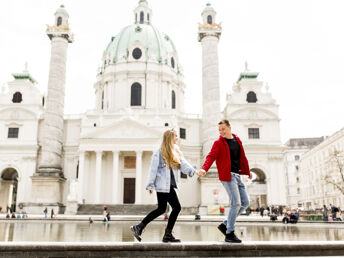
(218, 119), (230, 127)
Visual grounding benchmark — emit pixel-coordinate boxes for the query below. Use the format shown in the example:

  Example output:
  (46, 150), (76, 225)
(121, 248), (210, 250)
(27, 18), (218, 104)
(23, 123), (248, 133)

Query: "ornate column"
(135, 151), (143, 204)
(95, 151), (102, 204)
(198, 3), (222, 160)
(77, 151), (85, 203)
(28, 5), (73, 214)
(112, 150), (119, 204)
(198, 3), (223, 214)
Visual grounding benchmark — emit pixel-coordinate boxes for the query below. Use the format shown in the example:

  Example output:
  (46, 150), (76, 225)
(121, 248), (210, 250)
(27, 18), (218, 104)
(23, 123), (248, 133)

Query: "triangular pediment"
(82, 118), (161, 140)
(0, 107), (38, 120)
(229, 108), (279, 120)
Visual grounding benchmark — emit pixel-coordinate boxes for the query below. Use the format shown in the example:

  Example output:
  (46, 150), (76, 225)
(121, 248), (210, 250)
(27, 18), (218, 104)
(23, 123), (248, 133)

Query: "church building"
(0, 1), (305, 214)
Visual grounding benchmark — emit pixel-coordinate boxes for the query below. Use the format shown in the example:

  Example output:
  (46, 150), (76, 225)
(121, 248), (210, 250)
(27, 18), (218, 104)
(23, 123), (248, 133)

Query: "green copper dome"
(104, 24), (179, 67)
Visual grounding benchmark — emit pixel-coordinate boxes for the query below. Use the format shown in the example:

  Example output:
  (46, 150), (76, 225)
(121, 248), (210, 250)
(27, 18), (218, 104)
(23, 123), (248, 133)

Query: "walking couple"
(131, 119), (252, 243)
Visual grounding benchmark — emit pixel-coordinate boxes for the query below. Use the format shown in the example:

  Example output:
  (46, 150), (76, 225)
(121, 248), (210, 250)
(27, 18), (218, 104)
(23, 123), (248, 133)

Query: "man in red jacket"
(200, 119), (252, 243)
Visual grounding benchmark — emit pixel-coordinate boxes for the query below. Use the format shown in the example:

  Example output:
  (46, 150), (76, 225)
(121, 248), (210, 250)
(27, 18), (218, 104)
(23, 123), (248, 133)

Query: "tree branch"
(324, 176), (344, 196)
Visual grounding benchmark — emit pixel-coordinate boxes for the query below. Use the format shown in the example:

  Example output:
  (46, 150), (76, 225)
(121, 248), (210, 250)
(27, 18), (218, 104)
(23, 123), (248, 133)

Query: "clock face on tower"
(132, 48), (142, 60)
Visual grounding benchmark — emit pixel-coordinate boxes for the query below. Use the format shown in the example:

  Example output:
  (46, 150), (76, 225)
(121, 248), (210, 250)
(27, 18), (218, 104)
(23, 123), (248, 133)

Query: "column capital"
(135, 150), (143, 156)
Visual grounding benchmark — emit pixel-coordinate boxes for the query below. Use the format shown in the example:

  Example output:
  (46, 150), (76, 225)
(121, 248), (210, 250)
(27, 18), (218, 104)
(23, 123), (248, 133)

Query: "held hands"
(195, 169), (206, 178)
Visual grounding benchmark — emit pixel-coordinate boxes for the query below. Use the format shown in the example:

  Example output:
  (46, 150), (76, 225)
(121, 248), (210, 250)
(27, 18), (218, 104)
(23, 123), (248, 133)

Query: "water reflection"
(0, 221), (343, 242)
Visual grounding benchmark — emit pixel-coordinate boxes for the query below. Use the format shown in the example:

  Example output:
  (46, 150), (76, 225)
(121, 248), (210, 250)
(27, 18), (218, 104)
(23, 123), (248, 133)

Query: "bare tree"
(324, 149), (344, 196)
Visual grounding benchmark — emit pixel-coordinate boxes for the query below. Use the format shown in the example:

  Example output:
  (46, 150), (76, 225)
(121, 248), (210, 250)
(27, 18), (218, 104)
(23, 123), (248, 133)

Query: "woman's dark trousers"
(142, 187), (181, 230)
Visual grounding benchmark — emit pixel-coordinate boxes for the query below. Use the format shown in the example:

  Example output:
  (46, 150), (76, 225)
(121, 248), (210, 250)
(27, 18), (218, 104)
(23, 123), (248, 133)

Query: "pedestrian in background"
(323, 205), (328, 221)
(43, 207), (48, 219)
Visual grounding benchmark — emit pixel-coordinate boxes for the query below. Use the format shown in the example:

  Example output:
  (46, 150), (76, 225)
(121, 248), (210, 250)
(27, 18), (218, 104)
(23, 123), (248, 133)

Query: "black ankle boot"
(131, 222), (145, 242)
(225, 231), (242, 243)
(217, 223), (227, 236)
(162, 228), (181, 243)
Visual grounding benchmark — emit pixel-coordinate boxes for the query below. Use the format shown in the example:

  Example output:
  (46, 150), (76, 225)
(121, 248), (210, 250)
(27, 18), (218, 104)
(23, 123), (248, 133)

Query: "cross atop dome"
(134, 0), (152, 25)
(244, 61), (249, 71)
(24, 62), (28, 72)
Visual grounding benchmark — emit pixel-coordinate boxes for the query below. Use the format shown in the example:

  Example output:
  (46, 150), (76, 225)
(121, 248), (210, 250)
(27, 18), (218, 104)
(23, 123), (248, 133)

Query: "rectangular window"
(295, 155), (300, 161)
(8, 128), (19, 138)
(180, 128), (186, 139)
(248, 128), (259, 139)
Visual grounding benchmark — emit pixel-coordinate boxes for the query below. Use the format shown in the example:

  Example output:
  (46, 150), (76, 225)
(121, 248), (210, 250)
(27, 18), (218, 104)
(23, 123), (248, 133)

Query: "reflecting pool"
(0, 221), (343, 242)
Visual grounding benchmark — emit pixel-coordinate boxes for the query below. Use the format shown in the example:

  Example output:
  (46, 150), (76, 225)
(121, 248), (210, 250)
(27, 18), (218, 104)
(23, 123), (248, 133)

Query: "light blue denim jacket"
(146, 149), (196, 193)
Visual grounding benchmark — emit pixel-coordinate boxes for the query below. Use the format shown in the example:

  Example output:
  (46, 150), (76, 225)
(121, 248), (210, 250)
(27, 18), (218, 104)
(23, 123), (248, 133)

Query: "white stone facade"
(299, 129), (344, 210)
(283, 137), (325, 209)
(0, 70), (44, 211)
(223, 67), (286, 207)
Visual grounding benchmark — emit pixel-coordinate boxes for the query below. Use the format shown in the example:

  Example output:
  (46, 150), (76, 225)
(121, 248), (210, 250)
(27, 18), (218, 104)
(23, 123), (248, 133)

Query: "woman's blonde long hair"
(161, 129), (183, 169)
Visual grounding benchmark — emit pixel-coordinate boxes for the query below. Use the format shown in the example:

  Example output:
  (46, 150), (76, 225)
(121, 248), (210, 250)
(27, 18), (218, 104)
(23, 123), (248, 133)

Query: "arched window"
(132, 48), (142, 60)
(12, 92), (22, 103)
(131, 83), (142, 106)
(171, 57), (175, 68)
(57, 17), (62, 26)
(147, 13), (150, 22)
(140, 12), (144, 24)
(171, 90), (176, 109)
(207, 15), (212, 24)
(246, 91), (257, 103)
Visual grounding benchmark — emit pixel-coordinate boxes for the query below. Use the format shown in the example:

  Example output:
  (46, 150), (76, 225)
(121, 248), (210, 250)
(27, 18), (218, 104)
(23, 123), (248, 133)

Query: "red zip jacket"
(201, 134), (250, 181)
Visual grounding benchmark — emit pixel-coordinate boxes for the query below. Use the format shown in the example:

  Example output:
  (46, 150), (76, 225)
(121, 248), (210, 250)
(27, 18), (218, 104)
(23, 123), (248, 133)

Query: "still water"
(0, 221), (343, 242)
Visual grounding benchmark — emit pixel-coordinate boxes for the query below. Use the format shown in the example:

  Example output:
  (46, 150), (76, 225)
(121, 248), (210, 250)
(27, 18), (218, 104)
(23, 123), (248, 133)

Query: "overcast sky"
(1, 0), (343, 143)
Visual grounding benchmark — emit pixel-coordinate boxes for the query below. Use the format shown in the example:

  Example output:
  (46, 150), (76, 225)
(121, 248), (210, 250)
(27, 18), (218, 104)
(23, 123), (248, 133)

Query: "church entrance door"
(123, 178), (135, 204)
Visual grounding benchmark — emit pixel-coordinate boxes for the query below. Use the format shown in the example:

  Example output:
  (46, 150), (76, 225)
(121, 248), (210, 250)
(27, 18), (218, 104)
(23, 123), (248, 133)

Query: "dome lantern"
(134, 0), (152, 25)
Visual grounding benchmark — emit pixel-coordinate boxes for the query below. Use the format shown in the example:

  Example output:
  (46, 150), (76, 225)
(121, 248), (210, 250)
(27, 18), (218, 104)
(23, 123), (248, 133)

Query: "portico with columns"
(74, 116), (164, 205)
(76, 148), (156, 205)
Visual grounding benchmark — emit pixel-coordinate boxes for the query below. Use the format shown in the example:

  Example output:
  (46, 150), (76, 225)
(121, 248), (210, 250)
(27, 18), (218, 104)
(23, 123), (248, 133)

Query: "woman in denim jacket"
(131, 129), (201, 242)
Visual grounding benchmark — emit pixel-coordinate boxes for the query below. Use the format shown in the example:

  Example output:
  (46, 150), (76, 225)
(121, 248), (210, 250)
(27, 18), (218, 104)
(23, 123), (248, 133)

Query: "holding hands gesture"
(195, 169), (206, 178)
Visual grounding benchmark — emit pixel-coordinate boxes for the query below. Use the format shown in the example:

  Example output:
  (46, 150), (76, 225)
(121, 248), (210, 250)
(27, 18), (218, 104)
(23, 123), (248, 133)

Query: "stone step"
(0, 241), (343, 257)
(77, 204), (199, 215)
(77, 204), (157, 215)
